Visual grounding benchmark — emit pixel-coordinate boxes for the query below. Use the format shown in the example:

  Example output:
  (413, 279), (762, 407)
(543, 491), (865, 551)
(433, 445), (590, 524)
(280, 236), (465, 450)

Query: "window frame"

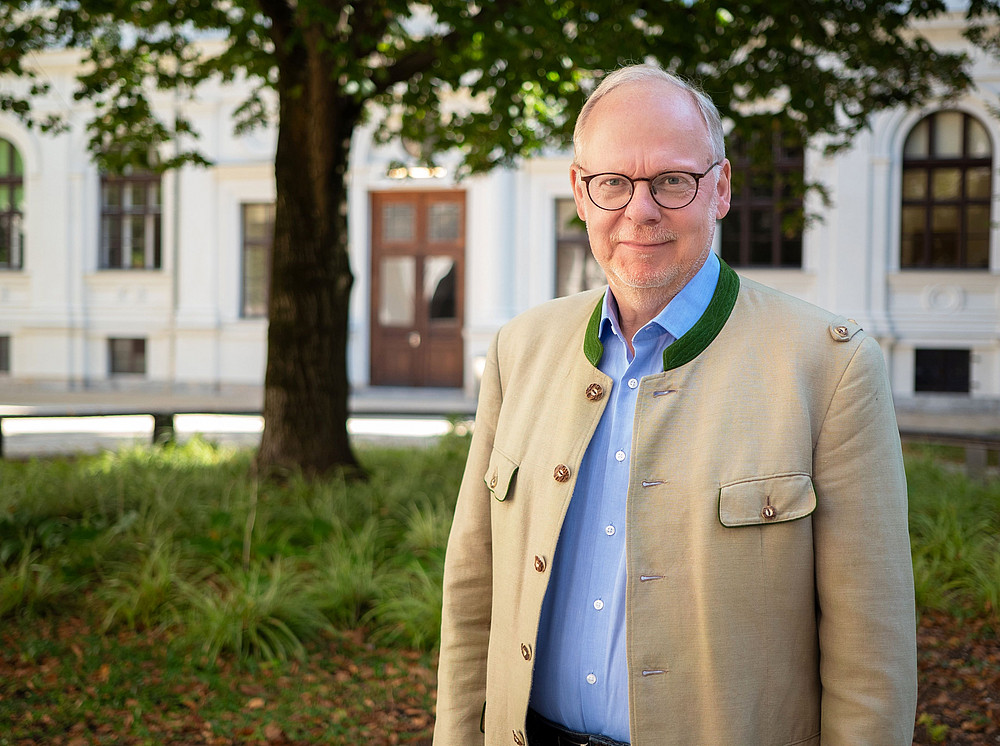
(900, 111), (992, 270)
(0, 138), (25, 270)
(99, 171), (162, 270)
(108, 337), (147, 376)
(240, 202), (275, 319)
(914, 347), (971, 394)
(720, 129), (805, 268)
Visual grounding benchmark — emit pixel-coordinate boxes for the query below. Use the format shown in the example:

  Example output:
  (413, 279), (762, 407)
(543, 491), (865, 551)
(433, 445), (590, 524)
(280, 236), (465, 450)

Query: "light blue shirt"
(529, 252), (721, 742)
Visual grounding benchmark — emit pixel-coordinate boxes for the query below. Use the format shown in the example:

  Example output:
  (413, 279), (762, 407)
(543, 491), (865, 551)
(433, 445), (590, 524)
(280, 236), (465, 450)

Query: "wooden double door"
(370, 191), (465, 388)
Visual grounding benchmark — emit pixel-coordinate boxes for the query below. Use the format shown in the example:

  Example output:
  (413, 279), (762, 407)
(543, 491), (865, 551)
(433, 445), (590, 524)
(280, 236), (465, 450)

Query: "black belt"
(526, 708), (630, 746)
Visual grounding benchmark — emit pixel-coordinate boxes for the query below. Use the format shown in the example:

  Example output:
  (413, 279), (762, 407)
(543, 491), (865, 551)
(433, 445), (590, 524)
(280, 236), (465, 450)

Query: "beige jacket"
(434, 265), (917, 746)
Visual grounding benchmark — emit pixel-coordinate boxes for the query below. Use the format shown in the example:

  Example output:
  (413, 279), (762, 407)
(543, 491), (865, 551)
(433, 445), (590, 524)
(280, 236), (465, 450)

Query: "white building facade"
(1, 16), (998, 415)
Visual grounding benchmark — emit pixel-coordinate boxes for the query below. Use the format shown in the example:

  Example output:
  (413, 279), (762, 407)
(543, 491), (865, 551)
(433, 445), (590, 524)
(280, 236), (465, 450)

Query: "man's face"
(571, 81), (731, 306)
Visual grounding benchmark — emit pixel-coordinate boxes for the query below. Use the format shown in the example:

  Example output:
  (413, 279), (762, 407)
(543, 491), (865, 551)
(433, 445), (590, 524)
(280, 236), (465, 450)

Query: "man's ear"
(570, 164), (589, 222)
(715, 159), (732, 219)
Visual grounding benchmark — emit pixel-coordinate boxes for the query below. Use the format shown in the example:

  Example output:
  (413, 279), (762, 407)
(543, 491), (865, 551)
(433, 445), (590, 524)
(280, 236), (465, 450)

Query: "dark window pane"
(426, 257), (456, 320)
(915, 349), (970, 393)
(719, 209), (743, 267)
(931, 168), (961, 200)
(901, 170), (927, 200)
(241, 203), (275, 318)
(0, 335), (8, 373)
(749, 209), (773, 265)
(966, 206), (990, 268)
(109, 338), (146, 375)
(967, 167), (991, 200)
(930, 206), (960, 266)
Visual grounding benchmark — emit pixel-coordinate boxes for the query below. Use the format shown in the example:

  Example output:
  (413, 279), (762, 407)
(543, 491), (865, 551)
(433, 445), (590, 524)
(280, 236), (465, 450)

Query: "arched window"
(901, 111), (992, 269)
(0, 138), (24, 269)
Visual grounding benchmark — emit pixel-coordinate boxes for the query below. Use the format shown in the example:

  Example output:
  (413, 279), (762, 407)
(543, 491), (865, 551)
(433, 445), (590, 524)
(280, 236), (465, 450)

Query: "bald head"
(573, 65), (726, 166)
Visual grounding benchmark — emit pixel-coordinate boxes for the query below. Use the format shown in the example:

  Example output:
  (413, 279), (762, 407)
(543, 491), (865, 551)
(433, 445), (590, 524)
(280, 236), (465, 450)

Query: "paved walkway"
(1, 380), (997, 458)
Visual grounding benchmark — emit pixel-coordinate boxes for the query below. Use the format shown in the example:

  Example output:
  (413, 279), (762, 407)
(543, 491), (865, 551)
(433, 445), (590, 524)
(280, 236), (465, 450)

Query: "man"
(434, 64), (917, 746)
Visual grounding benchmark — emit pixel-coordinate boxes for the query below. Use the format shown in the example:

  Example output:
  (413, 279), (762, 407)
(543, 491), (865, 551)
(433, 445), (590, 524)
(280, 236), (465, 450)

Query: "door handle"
(408, 331), (421, 348)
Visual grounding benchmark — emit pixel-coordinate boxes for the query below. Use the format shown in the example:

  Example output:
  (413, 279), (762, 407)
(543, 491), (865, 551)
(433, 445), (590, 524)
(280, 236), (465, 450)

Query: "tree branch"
(255, 0), (295, 55)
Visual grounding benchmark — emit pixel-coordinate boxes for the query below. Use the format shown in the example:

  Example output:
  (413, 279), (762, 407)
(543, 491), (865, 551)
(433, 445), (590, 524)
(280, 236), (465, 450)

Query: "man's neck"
(609, 287), (675, 352)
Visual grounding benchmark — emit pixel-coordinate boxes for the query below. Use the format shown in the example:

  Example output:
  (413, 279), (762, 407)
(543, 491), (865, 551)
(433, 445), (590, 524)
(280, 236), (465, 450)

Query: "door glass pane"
(931, 168), (961, 199)
(967, 118), (991, 158)
(382, 204), (415, 242)
(425, 257), (456, 320)
(933, 112), (964, 157)
(379, 257), (415, 326)
(428, 202), (461, 242)
(901, 170), (927, 200)
(904, 119), (929, 158)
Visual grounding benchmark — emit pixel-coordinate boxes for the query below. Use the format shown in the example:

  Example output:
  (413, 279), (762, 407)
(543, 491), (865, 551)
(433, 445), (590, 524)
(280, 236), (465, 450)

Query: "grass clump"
(904, 444), (1000, 620)
(0, 434), (468, 663)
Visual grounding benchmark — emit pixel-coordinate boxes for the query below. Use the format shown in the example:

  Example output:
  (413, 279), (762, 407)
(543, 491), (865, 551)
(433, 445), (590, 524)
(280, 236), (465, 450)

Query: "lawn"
(0, 438), (996, 745)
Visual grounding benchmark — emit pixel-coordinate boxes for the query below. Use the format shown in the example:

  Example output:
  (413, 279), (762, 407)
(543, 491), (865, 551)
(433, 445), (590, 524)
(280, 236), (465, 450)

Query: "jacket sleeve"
(433, 332), (503, 745)
(812, 335), (917, 744)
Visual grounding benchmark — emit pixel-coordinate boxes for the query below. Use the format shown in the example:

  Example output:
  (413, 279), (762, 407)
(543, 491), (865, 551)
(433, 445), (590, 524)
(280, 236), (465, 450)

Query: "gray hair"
(573, 64), (726, 163)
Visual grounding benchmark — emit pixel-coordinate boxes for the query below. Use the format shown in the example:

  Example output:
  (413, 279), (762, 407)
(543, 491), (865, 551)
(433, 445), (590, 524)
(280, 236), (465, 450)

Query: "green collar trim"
(584, 298), (605, 367)
(583, 258), (741, 371)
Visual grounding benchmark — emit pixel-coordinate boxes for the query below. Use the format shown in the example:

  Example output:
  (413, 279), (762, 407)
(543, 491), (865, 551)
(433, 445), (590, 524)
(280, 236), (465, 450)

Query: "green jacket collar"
(583, 258), (740, 371)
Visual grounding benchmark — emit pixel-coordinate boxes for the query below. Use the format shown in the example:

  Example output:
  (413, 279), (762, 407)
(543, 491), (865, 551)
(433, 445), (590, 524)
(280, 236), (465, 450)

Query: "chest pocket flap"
(719, 473), (816, 527)
(485, 449), (519, 502)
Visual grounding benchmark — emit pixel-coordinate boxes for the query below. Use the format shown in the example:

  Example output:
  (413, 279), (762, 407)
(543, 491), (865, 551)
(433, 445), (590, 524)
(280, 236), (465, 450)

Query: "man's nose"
(623, 181), (662, 223)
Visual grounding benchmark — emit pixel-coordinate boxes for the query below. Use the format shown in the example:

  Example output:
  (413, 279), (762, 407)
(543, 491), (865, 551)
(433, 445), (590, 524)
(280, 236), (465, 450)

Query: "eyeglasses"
(579, 161), (722, 211)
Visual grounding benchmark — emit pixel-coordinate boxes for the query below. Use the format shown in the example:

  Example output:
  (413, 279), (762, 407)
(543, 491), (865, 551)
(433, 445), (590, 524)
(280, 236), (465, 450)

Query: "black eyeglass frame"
(578, 161), (723, 211)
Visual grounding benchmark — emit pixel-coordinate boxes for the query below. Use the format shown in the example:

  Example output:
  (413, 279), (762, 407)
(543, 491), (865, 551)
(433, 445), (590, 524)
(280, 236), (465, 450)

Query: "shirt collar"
(599, 250), (721, 346)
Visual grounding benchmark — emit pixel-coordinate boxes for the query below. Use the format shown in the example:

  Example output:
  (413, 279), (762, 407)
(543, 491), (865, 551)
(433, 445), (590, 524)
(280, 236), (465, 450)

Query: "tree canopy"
(1, 0), (997, 475)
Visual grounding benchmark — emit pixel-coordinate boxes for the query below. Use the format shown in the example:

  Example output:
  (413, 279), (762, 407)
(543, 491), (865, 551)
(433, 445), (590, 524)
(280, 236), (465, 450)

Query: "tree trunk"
(254, 34), (361, 478)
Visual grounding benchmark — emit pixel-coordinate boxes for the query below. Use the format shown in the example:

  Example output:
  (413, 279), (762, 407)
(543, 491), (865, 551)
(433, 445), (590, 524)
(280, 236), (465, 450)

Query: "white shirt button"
(586, 673), (597, 685)
(628, 378), (639, 389)
(593, 599), (604, 611)
(605, 524), (616, 536)
(615, 450), (626, 462)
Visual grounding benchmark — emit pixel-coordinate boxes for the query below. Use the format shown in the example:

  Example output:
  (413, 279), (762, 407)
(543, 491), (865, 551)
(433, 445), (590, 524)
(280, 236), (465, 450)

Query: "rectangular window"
(914, 348), (970, 393)
(109, 338), (146, 375)
(241, 203), (275, 318)
(554, 198), (605, 296)
(100, 173), (162, 269)
(721, 128), (805, 268)
(0, 335), (9, 373)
